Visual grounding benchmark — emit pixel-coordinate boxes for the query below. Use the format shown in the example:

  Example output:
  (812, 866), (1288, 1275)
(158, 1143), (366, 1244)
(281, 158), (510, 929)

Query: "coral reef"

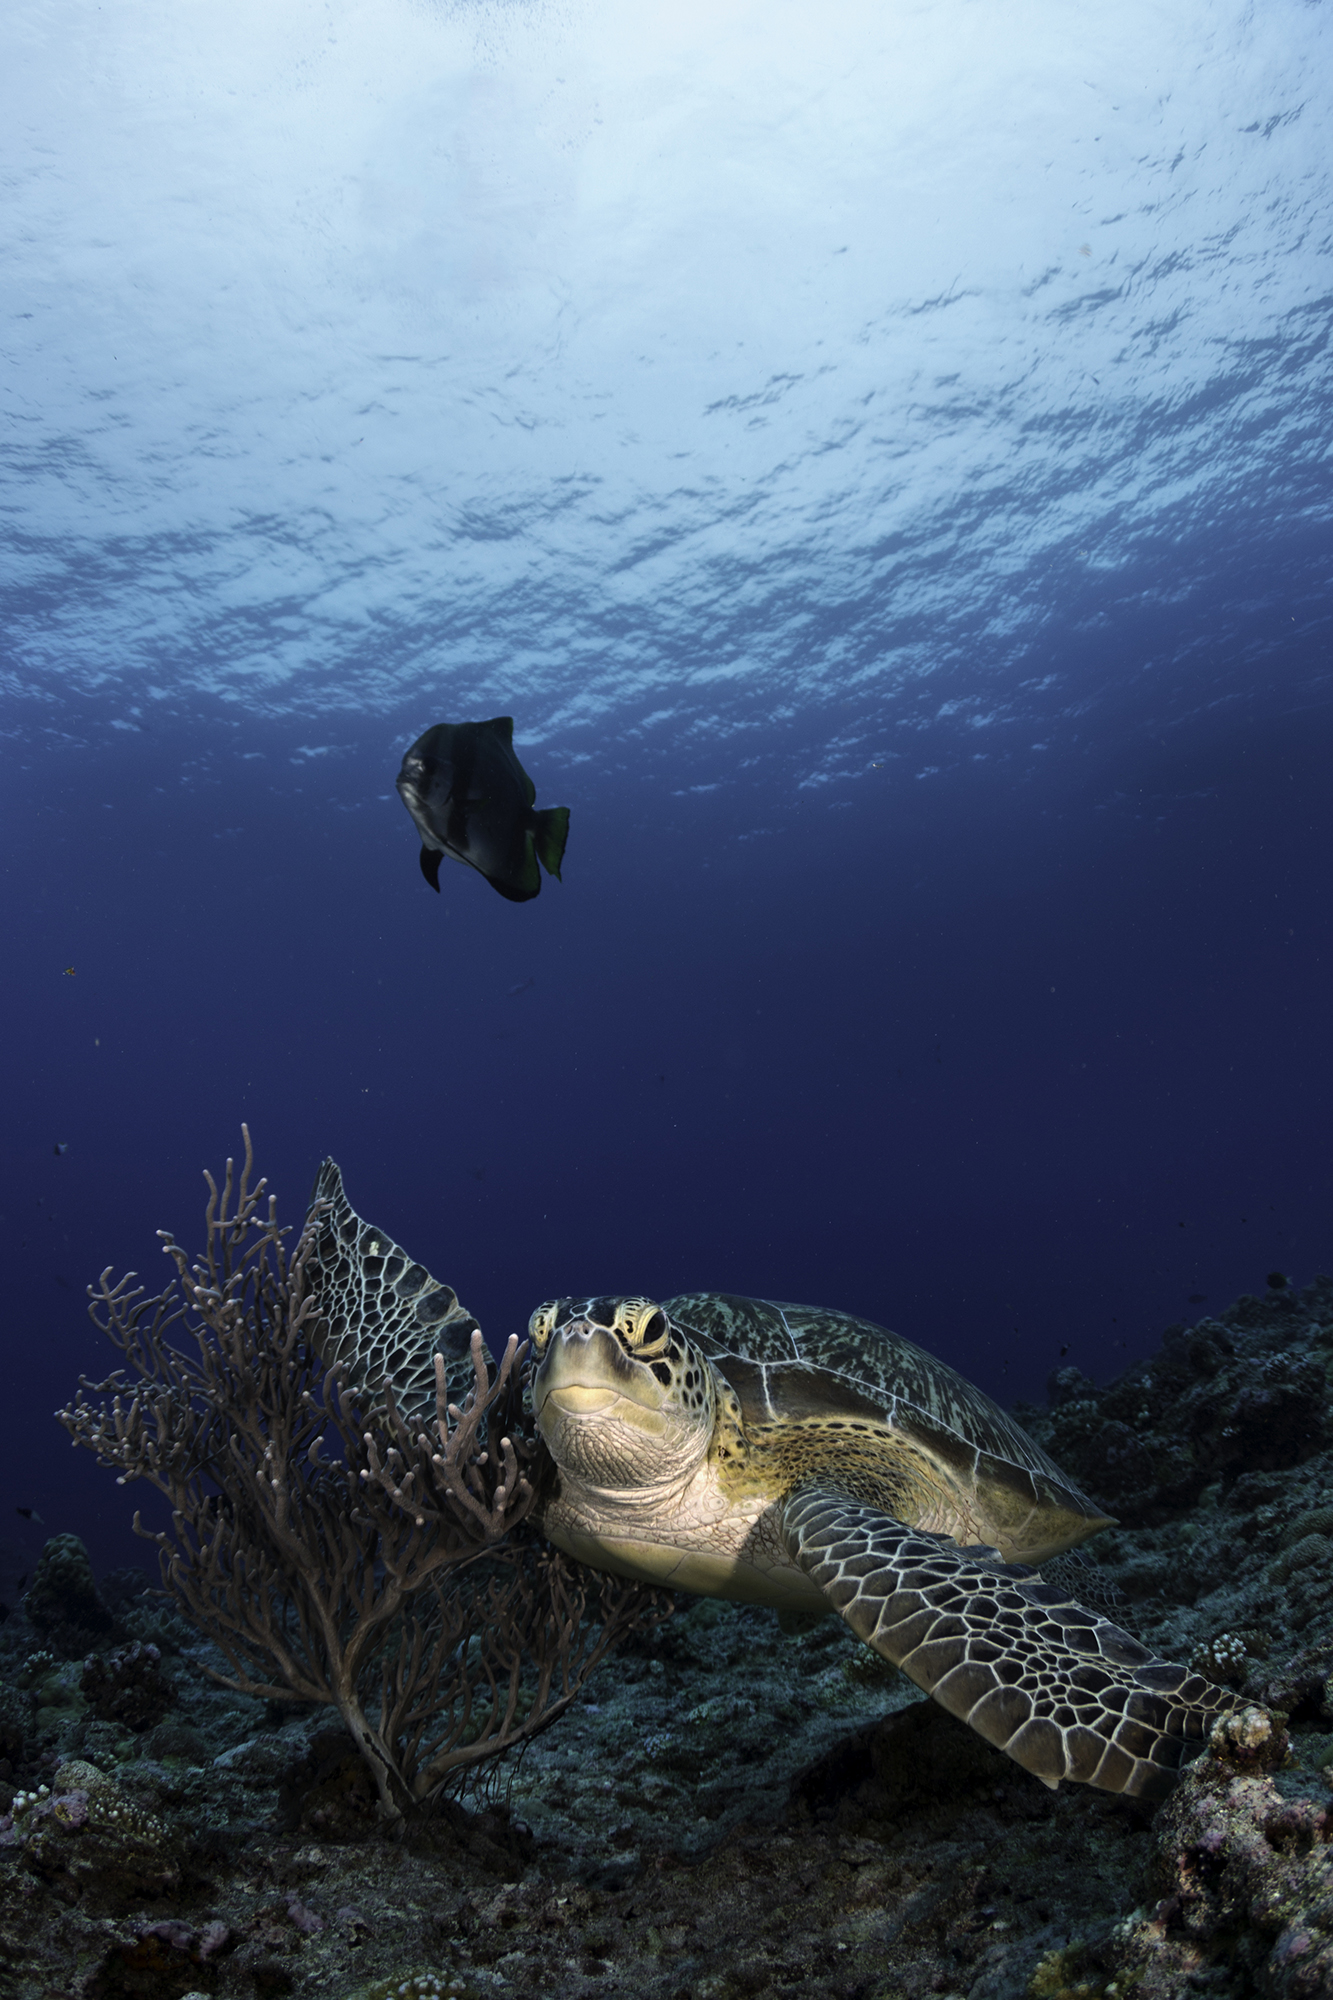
(80, 1640), (175, 1731)
(1146, 1707), (1332, 1994)
(1027, 1282), (1333, 1527)
(22, 1534), (113, 1658)
(2, 1757), (179, 1898)
(0, 1269), (1323, 1996)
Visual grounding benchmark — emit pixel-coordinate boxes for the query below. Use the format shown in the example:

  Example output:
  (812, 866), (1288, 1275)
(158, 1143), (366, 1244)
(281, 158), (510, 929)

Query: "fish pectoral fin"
(781, 1485), (1239, 1801)
(419, 846), (443, 892)
(533, 806), (570, 880)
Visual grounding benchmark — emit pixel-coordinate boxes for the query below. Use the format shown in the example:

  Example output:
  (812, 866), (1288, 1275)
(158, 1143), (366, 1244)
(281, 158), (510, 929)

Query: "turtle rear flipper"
(782, 1486), (1238, 1800)
(305, 1158), (481, 1415)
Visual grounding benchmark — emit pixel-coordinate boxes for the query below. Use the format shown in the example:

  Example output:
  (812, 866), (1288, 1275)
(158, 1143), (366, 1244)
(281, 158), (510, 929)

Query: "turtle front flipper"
(782, 1487), (1238, 1800)
(304, 1159), (481, 1417)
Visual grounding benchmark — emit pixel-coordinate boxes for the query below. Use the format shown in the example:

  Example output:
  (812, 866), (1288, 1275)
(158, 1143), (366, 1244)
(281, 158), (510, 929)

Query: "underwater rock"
(1017, 1278), (1333, 1524)
(81, 1916), (234, 1996)
(80, 1639), (174, 1731)
(277, 1724), (384, 1839)
(1143, 1707), (1333, 1995)
(141, 1715), (213, 1764)
(1251, 1640), (1333, 1727)
(5, 1755), (180, 1899)
(1045, 1365), (1098, 1407)
(0, 1681), (30, 1779)
(23, 1534), (114, 1657)
(27, 1653), (87, 1752)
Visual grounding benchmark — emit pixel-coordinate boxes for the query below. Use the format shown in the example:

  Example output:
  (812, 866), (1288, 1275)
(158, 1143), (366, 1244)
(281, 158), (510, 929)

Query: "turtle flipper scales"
(304, 1159), (481, 1416)
(782, 1487), (1238, 1799)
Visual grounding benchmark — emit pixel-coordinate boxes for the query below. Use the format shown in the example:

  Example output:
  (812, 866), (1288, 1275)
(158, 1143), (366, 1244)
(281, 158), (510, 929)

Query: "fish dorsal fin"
(480, 716), (535, 804)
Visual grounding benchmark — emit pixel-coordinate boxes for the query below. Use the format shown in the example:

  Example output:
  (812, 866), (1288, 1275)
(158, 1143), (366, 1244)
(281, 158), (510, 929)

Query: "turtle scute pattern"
(784, 1489), (1238, 1800)
(304, 1160), (480, 1415)
(664, 1292), (1105, 1510)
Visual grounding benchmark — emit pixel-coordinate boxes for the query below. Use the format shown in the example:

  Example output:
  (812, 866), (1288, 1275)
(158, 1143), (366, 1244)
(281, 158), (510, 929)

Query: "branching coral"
(57, 1130), (667, 1827)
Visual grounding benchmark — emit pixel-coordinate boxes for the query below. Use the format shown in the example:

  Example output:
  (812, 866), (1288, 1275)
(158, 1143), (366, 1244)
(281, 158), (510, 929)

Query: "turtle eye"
(618, 1302), (669, 1356)
(527, 1300), (565, 1354)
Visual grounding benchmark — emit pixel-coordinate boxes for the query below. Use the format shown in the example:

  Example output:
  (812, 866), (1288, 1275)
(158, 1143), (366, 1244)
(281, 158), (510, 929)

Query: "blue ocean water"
(2, 0), (1331, 1578)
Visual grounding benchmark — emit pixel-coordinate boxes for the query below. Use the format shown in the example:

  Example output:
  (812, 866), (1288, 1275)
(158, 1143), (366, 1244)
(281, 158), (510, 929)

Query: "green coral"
(1027, 1942), (1140, 1998)
(1268, 1531), (1330, 1585)
(24, 1534), (113, 1652)
(1278, 1505), (1333, 1548)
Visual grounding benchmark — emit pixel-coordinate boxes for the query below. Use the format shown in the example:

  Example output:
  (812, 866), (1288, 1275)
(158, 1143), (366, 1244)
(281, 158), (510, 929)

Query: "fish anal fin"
(419, 846), (443, 892)
(488, 861), (540, 902)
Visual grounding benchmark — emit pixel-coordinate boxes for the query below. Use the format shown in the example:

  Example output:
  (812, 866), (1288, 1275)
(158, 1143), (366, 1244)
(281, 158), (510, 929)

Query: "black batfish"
(395, 718), (570, 904)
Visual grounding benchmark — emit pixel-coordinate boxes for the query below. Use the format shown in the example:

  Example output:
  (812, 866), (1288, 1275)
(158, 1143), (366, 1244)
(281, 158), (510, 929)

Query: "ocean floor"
(1, 1278), (1331, 2000)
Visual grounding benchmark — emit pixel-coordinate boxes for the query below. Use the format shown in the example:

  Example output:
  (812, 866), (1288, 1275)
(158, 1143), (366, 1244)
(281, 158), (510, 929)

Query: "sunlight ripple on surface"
(2, 0), (1330, 764)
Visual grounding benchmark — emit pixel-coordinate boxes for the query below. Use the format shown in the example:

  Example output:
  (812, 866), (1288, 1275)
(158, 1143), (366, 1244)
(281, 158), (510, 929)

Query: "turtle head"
(529, 1296), (716, 1489)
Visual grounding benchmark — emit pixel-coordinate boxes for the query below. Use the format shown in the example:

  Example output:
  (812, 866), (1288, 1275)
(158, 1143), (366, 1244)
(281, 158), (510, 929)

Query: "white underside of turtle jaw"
(541, 1459), (829, 1616)
(539, 1401), (707, 1488)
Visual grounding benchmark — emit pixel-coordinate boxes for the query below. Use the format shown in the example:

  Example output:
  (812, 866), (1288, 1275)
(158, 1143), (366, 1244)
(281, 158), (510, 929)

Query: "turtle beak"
(532, 1320), (667, 1431)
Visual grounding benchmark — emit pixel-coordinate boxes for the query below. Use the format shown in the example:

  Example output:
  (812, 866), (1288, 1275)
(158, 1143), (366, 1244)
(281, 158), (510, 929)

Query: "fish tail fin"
(533, 806), (570, 881)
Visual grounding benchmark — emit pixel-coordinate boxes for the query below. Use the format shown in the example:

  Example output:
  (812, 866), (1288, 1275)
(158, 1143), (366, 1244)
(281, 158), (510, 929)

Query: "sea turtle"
(306, 1162), (1238, 1800)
